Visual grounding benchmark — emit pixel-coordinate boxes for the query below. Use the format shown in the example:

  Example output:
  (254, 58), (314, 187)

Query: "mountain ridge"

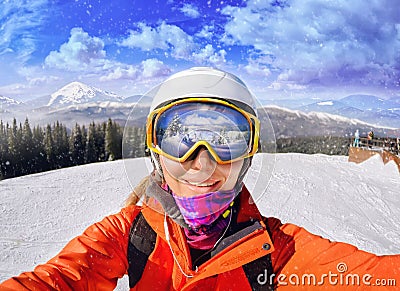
(0, 95), (23, 106)
(2, 83), (399, 136)
(292, 94), (400, 128)
(47, 82), (124, 107)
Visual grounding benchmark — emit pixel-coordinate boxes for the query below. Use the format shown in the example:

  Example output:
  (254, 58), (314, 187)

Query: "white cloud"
(120, 23), (168, 51)
(0, 78), (61, 100)
(195, 24), (215, 39)
(100, 59), (171, 82)
(269, 81), (307, 91)
(192, 44), (226, 66)
(0, 65), (60, 96)
(183, 113), (232, 127)
(141, 58), (171, 78)
(27, 76), (60, 87)
(244, 61), (271, 77)
(120, 23), (229, 66)
(180, 4), (200, 18)
(0, 83), (28, 95)
(45, 27), (106, 71)
(40, 27), (173, 87)
(40, 27), (173, 86)
(221, 0), (400, 88)
(0, 48), (14, 55)
(100, 65), (138, 82)
(119, 22), (195, 59)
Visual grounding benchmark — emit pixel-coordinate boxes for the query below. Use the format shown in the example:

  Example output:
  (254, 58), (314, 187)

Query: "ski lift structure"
(349, 135), (400, 173)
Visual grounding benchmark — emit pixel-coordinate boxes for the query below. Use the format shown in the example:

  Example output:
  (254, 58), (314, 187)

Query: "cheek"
(219, 160), (244, 190)
(160, 157), (181, 192)
(161, 156), (188, 178)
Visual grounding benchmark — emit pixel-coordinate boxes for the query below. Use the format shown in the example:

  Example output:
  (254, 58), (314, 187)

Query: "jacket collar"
(144, 172), (188, 228)
(141, 186), (274, 286)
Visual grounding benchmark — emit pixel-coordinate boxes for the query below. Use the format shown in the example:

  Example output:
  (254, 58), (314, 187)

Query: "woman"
(1, 67), (399, 290)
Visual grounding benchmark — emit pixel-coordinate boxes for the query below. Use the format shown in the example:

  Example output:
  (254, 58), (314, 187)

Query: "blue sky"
(0, 0), (399, 102)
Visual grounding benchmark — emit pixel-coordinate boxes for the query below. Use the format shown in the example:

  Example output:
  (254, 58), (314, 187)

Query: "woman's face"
(160, 148), (244, 197)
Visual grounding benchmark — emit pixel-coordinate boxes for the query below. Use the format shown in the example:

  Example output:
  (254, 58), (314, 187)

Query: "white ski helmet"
(123, 67), (275, 206)
(149, 67), (257, 114)
(147, 67), (259, 186)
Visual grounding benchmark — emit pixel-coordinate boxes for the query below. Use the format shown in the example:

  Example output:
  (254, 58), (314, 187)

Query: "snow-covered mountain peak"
(0, 95), (22, 106)
(48, 82), (123, 107)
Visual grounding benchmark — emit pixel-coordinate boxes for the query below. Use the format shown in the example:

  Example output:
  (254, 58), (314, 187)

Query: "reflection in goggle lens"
(155, 102), (252, 161)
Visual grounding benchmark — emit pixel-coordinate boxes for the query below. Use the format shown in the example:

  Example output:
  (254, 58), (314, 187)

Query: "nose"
(190, 147), (215, 171)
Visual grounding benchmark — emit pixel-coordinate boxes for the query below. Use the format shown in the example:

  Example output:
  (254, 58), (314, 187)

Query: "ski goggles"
(146, 97), (260, 164)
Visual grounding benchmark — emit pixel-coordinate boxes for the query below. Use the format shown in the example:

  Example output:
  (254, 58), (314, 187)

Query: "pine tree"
(21, 118), (34, 175)
(0, 118), (130, 179)
(105, 119), (122, 160)
(95, 122), (106, 161)
(45, 124), (55, 166)
(0, 120), (7, 179)
(218, 128), (228, 145)
(105, 119), (113, 160)
(32, 125), (47, 173)
(60, 123), (70, 167)
(52, 121), (69, 168)
(1, 122), (11, 178)
(136, 126), (146, 157)
(7, 119), (18, 156)
(0, 120), (5, 152)
(82, 124), (87, 150)
(165, 114), (182, 137)
(122, 126), (135, 159)
(52, 122), (62, 168)
(85, 122), (97, 163)
(69, 123), (86, 165)
(7, 118), (20, 177)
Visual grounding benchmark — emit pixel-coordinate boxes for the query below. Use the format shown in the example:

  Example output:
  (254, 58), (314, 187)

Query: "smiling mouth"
(180, 179), (219, 187)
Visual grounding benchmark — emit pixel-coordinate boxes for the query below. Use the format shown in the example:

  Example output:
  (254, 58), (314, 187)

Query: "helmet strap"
(233, 157), (252, 195)
(150, 151), (164, 180)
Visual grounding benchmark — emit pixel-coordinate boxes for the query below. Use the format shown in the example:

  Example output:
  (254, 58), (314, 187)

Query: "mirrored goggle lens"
(154, 102), (252, 161)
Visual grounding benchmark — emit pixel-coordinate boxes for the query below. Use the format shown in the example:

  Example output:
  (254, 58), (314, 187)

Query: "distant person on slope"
(353, 129), (360, 147)
(2, 68), (399, 290)
(367, 130), (374, 149)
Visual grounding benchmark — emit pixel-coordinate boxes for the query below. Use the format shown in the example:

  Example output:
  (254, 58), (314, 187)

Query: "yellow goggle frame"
(146, 97), (260, 164)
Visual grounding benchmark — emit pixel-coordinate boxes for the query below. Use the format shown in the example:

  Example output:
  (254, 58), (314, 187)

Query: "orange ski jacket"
(1, 189), (399, 290)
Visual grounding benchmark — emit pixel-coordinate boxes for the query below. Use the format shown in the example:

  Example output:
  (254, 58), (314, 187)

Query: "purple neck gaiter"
(172, 189), (237, 229)
(161, 184), (238, 250)
(184, 214), (231, 250)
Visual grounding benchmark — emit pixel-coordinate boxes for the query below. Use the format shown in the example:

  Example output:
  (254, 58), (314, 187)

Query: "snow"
(48, 82), (123, 107)
(1, 153), (399, 289)
(51, 100), (139, 112)
(317, 101), (334, 106)
(0, 95), (22, 105)
(265, 105), (398, 129)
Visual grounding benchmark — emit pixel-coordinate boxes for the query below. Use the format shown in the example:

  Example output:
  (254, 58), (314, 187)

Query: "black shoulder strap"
(242, 253), (274, 290)
(127, 211), (274, 290)
(127, 211), (157, 288)
(242, 220), (275, 291)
